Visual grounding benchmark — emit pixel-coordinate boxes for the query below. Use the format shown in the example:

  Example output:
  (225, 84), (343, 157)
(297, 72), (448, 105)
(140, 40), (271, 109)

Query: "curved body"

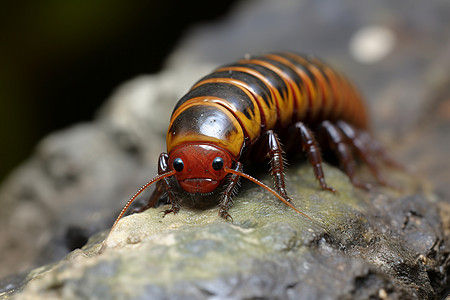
(102, 51), (396, 249)
(167, 52), (368, 159)
(163, 52), (384, 209)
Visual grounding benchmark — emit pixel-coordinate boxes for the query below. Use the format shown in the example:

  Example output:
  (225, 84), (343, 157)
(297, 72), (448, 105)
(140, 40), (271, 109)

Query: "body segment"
(102, 51), (396, 245)
(168, 52), (369, 162)
(159, 52), (385, 217)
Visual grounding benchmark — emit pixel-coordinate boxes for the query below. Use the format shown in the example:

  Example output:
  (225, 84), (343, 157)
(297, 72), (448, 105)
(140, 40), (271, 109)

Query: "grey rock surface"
(1, 0), (450, 299)
(1, 166), (445, 299)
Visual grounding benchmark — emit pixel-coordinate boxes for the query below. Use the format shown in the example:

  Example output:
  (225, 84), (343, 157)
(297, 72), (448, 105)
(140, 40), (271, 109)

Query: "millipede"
(101, 51), (398, 249)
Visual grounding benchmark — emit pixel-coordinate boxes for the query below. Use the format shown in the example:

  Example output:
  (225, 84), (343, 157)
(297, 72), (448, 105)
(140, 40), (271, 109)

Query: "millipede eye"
(173, 158), (184, 172)
(212, 157), (224, 171)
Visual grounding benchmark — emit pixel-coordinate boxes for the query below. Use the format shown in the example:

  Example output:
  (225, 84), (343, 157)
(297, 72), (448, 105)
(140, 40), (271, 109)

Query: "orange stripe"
(309, 57), (343, 121)
(282, 53), (322, 121)
(264, 54), (309, 120)
(238, 58), (295, 127)
(168, 100), (245, 157)
(215, 66), (279, 129)
(190, 78), (262, 143)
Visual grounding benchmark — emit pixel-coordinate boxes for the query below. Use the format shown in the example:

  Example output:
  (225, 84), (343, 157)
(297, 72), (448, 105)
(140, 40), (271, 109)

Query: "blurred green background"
(0, 0), (237, 182)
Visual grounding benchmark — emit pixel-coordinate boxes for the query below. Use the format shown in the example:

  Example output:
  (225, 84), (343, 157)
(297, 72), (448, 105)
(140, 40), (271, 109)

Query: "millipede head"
(168, 144), (235, 194)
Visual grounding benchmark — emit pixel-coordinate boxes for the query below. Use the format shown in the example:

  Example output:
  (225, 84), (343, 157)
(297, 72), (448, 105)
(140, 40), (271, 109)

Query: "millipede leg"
(265, 130), (293, 202)
(218, 162), (243, 220)
(163, 194), (180, 217)
(146, 153), (179, 217)
(357, 129), (404, 170)
(133, 153), (174, 213)
(134, 181), (165, 213)
(295, 122), (336, 192)
(336, 121), (390, 187)
(321, 121), (370, 190)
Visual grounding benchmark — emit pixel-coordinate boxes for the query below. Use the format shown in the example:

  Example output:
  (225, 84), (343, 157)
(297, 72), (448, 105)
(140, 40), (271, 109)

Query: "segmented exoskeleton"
(101, 52), (397, 249)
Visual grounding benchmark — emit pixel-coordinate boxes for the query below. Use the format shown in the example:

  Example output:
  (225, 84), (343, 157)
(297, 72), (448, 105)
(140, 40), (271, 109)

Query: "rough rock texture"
(2, 166), (446, 299)
(1, 0), (450, 299)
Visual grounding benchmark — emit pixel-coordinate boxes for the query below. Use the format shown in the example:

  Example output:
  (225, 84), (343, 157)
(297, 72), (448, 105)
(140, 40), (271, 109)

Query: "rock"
(0, 69), (213, 279)
(0, 124), (147, 277)
(1, 0), (450, 298)
(1, 165), (445, 299)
